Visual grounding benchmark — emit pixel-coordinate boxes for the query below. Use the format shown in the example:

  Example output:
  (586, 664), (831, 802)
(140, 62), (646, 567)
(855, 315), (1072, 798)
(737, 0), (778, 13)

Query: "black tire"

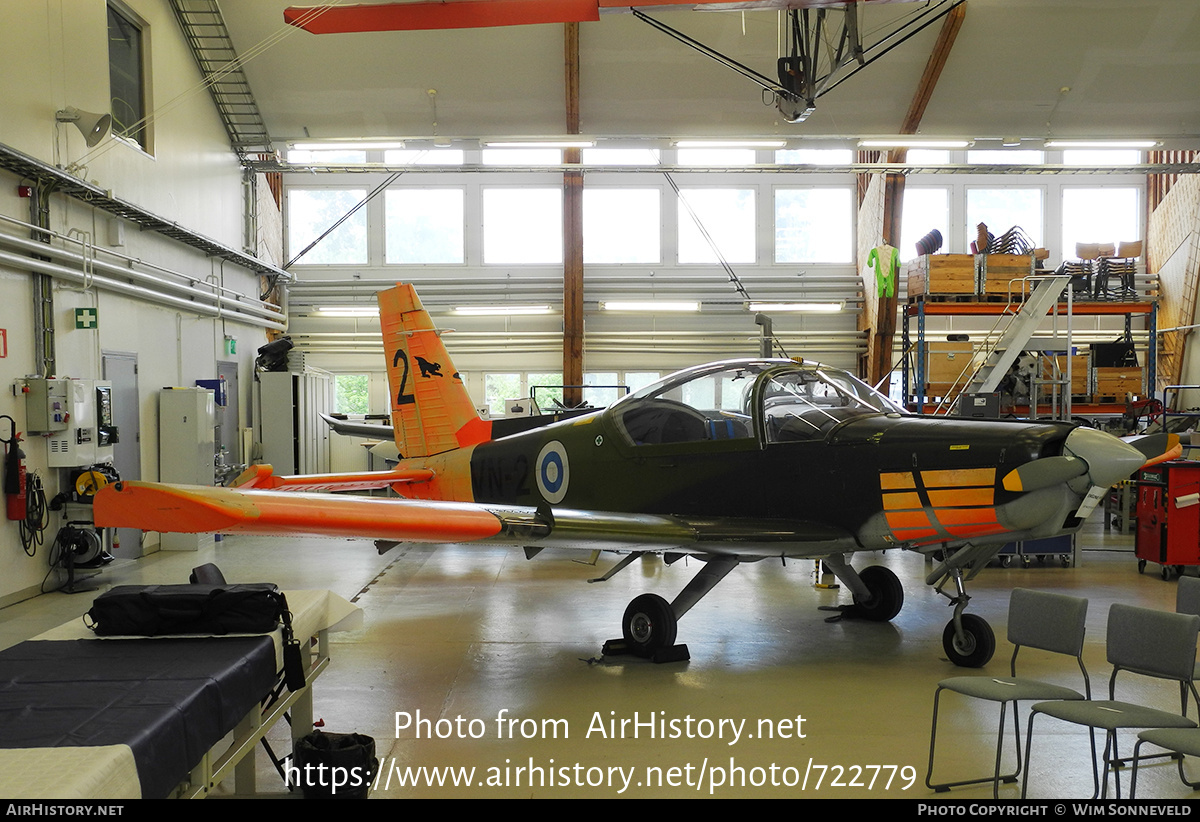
(622, 594), (677, 657)
(852, 565), (904, 622)
(1162, 565), (1173, 581)
(942, 614), (996, 668)
(1138, 559), (1147, 574)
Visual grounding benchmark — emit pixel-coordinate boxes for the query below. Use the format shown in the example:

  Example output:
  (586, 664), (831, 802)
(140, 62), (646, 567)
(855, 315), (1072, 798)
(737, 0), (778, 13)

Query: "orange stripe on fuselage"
(926, 488), (994, 507)
(919, 468), (996, 488)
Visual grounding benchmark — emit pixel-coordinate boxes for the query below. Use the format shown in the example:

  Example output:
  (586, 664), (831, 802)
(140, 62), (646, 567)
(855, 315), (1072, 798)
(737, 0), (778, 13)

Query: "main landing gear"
(599, 554), (910, 664)
(600, 555), (740, 663)
(818, 555), (904, 622)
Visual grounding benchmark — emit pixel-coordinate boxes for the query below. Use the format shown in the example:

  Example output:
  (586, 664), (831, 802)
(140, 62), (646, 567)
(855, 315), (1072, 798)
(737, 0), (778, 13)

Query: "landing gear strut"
(929, 544), (999, 668)
(819, 556), (904, 622)
(603, 556), (740, 663)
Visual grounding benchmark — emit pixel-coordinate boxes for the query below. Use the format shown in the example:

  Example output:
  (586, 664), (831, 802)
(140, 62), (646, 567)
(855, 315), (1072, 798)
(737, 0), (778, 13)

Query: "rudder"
(378, 284), (491, 458)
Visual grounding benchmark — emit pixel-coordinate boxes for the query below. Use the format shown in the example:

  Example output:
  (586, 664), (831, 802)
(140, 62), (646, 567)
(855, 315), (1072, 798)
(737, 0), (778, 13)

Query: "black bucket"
(292, 731), (378, 798)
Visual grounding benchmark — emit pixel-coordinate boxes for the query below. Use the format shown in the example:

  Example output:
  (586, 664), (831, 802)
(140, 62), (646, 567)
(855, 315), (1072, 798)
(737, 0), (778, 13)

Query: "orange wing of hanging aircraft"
(284, 1), (907, 34)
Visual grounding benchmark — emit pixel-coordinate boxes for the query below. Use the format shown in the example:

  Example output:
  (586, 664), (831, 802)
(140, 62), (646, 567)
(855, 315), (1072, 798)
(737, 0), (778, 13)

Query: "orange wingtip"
(94, 481), (503, 542)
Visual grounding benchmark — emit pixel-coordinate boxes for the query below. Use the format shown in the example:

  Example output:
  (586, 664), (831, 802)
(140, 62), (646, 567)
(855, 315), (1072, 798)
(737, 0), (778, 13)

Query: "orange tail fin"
(378, 284), (491, 458)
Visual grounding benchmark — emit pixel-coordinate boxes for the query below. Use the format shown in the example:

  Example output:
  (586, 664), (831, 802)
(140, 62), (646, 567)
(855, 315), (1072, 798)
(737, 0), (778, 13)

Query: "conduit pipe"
(0, 248), (287, 332)
(0, 229), (283, 326)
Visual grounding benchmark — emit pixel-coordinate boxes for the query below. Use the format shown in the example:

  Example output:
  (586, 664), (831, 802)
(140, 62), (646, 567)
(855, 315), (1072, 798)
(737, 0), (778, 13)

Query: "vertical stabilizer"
(378, 284), (491, 458)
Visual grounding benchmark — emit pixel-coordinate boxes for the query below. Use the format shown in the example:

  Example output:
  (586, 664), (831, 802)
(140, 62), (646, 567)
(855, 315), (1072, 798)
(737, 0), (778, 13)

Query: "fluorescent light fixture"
(1043, 140), (1158, 149)
(749, 301), (843, 313)
(675, 140), (786, 148)
(291, 141), (407, 151)
(317, 306), (380, 317)
(453, 305), (553, 316)
(859, 138), (969, 150)
(601, 301), (700, 312)
(858, 138), (972, 149)
(484, 140), (595, 149)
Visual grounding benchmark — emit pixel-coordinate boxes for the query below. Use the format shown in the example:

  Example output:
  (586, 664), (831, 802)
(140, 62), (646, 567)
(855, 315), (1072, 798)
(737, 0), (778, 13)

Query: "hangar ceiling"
(218, 0), (1200, 146)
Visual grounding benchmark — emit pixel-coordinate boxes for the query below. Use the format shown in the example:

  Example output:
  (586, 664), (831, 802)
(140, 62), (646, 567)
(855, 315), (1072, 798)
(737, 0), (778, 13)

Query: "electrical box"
(158, 387), (216, 552)
(159, 388), (216, 486)
(43, 379), (117, 468)
(23, 377), (70, 433)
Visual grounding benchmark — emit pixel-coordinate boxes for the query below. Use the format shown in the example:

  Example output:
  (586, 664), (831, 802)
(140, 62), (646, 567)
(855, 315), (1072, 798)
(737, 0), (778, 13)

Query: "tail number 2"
(392, 350), (416, 406)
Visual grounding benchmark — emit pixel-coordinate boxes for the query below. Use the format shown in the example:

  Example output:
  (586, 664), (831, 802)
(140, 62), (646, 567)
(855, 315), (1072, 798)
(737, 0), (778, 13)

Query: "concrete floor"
(2, 518), (1197, 800)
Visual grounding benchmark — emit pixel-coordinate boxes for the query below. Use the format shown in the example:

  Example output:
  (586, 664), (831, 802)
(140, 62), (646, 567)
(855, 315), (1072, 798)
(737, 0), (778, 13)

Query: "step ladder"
(934, 274), (1072, 414)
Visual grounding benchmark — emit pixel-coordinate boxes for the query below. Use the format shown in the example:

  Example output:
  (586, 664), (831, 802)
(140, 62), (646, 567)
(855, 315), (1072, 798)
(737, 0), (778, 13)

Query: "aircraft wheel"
(852, 565), (904, 622)
(942, 614), (995, 668)
(622, 594), (677, 657)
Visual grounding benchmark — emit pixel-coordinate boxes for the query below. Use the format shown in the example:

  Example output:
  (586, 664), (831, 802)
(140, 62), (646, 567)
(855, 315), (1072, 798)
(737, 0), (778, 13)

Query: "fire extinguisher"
(2, 416), (26, 522)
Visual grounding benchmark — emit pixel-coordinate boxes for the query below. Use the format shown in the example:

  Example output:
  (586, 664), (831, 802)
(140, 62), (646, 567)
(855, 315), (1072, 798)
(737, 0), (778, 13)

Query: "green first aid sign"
(75, 308), (98, 329)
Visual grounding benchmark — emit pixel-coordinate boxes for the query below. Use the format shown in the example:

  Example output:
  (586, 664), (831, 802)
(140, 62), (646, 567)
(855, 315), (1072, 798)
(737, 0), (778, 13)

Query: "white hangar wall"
(0, 0), (277, 607)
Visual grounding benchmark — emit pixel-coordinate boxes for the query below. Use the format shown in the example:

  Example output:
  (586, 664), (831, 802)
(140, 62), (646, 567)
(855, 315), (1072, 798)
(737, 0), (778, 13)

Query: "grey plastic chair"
(926, 588), (1090, 798)
(1177, 576), (1200, 701)
(1022, 604), (1200, 799)
(1127, 578), (1200, 798)
(1130, 727), (1200, 797)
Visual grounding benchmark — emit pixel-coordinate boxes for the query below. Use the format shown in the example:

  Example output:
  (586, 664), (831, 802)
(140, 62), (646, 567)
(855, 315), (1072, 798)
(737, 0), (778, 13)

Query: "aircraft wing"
(92, 481), (856, 558)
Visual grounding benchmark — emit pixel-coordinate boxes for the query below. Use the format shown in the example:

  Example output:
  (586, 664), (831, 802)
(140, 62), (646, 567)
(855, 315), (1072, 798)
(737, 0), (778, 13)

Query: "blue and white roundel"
(535, 440), (570, 504)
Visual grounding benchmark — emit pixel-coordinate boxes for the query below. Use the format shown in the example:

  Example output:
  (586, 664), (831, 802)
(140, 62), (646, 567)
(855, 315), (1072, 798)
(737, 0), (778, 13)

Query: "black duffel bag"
(86, 583), (307, 691)
(87, 583), (287, 636)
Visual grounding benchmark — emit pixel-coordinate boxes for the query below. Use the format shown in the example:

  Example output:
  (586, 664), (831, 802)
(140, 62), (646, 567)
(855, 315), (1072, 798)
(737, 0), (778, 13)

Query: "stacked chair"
(1021, 603), (1200, 799)
(1095, 241), (1142, 301)
(926, 589), (1090, 798)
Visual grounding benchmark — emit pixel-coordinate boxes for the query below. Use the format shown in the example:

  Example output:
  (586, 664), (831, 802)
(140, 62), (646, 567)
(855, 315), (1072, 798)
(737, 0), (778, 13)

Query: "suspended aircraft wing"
(318, 412), (395, 440)
(284, 0), (897, 34)
(93, 480), (856, 557)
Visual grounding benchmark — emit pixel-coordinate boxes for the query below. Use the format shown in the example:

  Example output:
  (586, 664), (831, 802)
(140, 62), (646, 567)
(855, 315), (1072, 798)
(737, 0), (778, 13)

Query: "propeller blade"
(1123, 432), (1182, 467)
(1001, 455), (1087, 493)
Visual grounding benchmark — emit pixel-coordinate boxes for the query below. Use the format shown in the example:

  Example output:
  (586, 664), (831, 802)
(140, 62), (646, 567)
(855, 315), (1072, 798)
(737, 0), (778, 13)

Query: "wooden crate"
(979, 253), (1035, 297)
(1093, 367), (1143, 398)
(1038, 354), (1089, 397)
(927, 341), (978, 399)
(906, 254), (977, 298)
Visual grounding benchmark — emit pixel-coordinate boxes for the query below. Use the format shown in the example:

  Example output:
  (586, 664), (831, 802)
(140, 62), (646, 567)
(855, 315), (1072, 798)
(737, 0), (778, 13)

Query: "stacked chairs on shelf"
(1095, 241), (1142, 301)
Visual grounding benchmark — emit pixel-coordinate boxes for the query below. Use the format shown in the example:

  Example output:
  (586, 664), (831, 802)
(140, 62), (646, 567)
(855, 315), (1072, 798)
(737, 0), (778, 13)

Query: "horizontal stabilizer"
(229, 463), (434, 492)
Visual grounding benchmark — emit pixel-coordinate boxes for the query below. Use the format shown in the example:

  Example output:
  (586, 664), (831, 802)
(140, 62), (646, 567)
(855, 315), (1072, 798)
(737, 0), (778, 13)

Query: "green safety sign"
(75, 308), (99, 329)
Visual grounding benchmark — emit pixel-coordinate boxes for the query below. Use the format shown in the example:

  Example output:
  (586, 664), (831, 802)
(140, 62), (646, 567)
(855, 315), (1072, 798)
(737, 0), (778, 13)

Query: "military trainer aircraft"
(95, 283), (1174, 667)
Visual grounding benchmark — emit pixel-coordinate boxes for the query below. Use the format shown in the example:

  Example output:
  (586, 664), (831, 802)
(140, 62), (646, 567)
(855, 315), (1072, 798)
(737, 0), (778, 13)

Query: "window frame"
(107, 2), (150, 152)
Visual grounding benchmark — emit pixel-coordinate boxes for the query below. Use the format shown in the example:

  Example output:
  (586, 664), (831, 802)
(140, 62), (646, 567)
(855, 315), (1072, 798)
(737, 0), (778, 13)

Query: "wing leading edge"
(93, 481), (856, 557)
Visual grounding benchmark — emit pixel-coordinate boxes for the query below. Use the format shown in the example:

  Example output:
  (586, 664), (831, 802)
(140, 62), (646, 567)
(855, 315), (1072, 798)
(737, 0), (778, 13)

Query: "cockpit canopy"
(612, 359), (907, 447)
